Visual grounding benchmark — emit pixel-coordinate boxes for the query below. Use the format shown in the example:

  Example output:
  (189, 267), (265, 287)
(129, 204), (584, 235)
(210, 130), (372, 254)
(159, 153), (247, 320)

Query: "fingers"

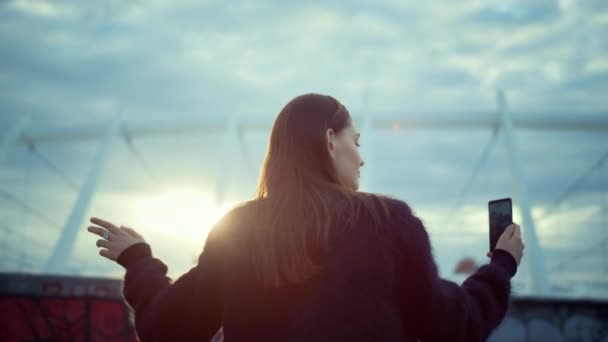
(90, 217), (121, 234)
(87, 226), (109, 238)
(96, 239), (110, 248)
(486, 251), (493, 258)
(99, 248), (117, 261)
(512, 224), (521, 239)
(505, 224), (515, 237)
(88, 218), (144, 263)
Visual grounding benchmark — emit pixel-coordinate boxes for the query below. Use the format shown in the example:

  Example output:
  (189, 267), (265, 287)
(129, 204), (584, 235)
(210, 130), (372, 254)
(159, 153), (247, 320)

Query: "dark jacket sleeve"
(392, 200), (517, 342)
(116, 226), (223, 342)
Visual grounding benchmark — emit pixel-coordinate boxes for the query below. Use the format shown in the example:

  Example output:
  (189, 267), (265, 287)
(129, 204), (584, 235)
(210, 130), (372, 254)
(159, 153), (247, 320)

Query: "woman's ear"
(326, 128), (336, 159)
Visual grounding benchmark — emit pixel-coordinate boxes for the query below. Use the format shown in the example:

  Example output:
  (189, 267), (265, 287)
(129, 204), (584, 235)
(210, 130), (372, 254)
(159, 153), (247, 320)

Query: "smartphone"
(489, 198), (513, 252)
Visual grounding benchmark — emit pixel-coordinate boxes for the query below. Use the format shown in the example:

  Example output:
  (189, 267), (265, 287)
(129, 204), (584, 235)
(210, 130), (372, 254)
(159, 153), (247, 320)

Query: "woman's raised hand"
(486, 223), (525, 266)
(87, 217), (146, 261)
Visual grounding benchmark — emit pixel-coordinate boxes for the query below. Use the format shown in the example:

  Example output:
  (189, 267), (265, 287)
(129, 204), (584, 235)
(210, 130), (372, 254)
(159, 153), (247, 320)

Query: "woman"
(87, 93), (524, 341)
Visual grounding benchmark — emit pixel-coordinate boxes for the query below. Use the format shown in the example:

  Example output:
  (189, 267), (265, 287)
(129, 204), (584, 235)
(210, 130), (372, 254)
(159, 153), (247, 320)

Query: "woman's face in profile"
(327, 121), (364, 190)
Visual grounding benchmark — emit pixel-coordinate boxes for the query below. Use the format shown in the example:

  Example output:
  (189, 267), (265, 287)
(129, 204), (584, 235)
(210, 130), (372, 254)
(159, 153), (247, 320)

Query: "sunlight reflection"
(132, 189), (235, 244)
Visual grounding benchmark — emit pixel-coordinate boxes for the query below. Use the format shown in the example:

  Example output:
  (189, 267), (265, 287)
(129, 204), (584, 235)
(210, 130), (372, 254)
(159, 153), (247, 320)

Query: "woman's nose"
(360, 159), (365, 167)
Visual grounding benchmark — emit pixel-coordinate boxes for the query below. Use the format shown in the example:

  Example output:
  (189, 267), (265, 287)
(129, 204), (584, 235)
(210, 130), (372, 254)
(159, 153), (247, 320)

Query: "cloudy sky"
(0, 0), (607, 299)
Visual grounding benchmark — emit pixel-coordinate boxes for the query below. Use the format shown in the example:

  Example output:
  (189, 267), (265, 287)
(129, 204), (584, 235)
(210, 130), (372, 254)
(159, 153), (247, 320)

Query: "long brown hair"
(253, 93), (390, 287)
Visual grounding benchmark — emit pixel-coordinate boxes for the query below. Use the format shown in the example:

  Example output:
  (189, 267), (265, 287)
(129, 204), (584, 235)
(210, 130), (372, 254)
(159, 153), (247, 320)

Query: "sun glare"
(132, 189), (234, 244)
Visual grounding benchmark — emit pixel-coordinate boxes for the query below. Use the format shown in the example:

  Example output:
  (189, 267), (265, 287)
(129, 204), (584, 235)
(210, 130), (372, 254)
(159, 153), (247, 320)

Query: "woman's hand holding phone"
(486, 223), (525, 266)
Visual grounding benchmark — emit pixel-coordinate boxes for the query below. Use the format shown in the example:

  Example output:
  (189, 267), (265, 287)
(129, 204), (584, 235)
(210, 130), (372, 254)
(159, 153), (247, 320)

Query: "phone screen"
(489, 198), (512, 252)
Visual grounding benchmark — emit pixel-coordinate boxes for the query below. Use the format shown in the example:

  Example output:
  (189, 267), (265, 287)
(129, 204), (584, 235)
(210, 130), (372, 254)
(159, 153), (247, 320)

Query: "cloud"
(466, 0), (562, 26)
